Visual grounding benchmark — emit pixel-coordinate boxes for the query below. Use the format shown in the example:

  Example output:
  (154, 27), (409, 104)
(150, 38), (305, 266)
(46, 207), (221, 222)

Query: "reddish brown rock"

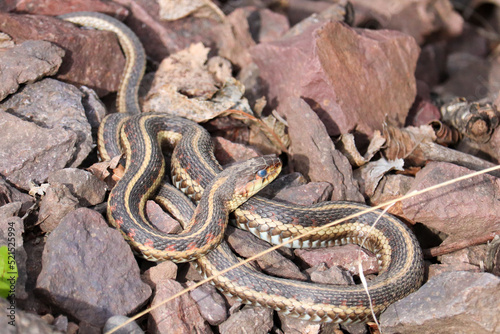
(219, 306), (273, 334)
(380, 271), (500, 334)
(0, 12), (124, 96)
(190, 283), (228, 326)
(352, 0), (463, 44)
(271, 182), (333, 205)
(142, 260), (178, 289)
(36, 208), (152, 327)
(47, 168), (107, 207)
(282, 97), (363, 202)
(213, 136), (261, 166)
(402, 161), (500, 241)
(37, 184), (80, 233)
(0, 40), (64, 102)
(148, 279), (212, 334)
(251, 21), (419, 137)
(146, 200), (182, 234)
(12, 0), (127, 17)
(295, 244), (379, 276)
(226, 226), (307, 281)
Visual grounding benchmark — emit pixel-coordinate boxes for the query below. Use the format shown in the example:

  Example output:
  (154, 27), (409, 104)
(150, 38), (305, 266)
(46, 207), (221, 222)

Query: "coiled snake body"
(60, 11), (424, 323)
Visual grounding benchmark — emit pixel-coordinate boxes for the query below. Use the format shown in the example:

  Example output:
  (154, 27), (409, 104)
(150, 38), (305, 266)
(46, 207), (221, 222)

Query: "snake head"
(220, 155), (282, 211)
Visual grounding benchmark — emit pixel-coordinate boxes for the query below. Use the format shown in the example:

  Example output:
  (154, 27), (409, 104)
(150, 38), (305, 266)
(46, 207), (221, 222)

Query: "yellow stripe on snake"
(60, 12), (424, 323)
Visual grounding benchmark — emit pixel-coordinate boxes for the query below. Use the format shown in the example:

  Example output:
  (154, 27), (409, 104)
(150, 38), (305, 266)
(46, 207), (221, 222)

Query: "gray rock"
(104, 315), (144, 334)
(36, 208), (152, 327)
(37, 184), (80, 233)
(219, 306), (273, 334)
(0, 110), (77, 190)
(47, 168), (107, 207)
(0, 40), (64, 102)
(0, 78), (93, 168)
(190, 283), (228, 326)
(226, 226), (307, 281)
(380, 271), (500, 334)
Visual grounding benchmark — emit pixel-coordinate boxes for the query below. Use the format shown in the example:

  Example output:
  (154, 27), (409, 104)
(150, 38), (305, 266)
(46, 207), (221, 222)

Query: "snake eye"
(257, 169), (268, 178)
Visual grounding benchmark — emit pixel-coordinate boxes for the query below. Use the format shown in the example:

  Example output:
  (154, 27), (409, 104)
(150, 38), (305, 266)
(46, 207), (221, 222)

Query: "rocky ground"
(0, 0), (500, 333)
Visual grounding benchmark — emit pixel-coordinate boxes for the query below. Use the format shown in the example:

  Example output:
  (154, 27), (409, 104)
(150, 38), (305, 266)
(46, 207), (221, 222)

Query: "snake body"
(60, 12), (424, 323)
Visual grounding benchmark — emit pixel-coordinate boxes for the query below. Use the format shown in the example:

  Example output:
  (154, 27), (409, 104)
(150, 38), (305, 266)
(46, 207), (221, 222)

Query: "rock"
(0, 202), (28, 300)
(271, 182), (333, 205)
(380, 271), (500, 334)
(146, 200), (182, 234)
(213, 136), (261, 165)
(251, 21), (419, 137)
(0, 110), (77, 190)
(218, 306), (273, 334)
(142, 260), (178, 289)
(279, 313), (340, 334)
(53, 315), (69, 333)
(0, 12), (125, 97)
(281, 97), (363, 202)
(47, 168), (107, 206)
(37, 184), (80, 233)
(428, 262), (480, 278)
(36, 208), (152, 327)
(226, 226), (307, 281)
(402, 161), (500, 241)
(257, 172), (308, 198)
(415, 42), (448, 87)
(190, 283), (228, 326)
(12, 0), (127, 17)
(0, 40), (64, 102)
(434, 53), (500, 101)
(148, 278), (212, 334)
(103, 315), (144, 334)
(305, 263), (354, 285)
(0, 176), (34, 216)
(351, 0), (463, 44)
(370, 174), (414, 216)
(0, 78), (93, 169)
(295, 244), (379, 276)
(0, 297), (57, 334)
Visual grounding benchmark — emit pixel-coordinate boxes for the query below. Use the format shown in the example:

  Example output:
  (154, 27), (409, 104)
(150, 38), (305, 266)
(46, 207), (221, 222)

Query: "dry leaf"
(354, 158), (404, 197)
(338, 131), (386, 167)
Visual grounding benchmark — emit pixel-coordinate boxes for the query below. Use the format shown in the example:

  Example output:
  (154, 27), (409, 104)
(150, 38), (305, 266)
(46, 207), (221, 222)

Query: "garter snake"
(60, 12), (424, 323)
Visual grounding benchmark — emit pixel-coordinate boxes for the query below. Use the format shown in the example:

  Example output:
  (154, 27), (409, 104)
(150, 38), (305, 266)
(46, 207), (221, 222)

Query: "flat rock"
(12, 0), (127, 17)
(142, 260), (178, 289)
(213, 136), (260, 165)
(281, 97), (363, 202)
(0, 40), (64, 102)
(37, 183), (80, 233)
(219, 306), (273, 334)
(226, 226), (307, 281)
(251, 21), (419, 137)
(295, 244), (379, 276)
(380, 271), (500, 334)
(47, 168), (107, 206)
(0, 12), (124, 96)
(190, 283), (228, 326)
(148, 278), (212, 334)
(402, 161), (500, 241)
(36, 208), (152, 327)
(271, 182), (333, 205)
(0, 202), (28, 300)
(0, 78), (93, 169)
(0, 110), (77, 190)
(352, 0), (463, 44)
